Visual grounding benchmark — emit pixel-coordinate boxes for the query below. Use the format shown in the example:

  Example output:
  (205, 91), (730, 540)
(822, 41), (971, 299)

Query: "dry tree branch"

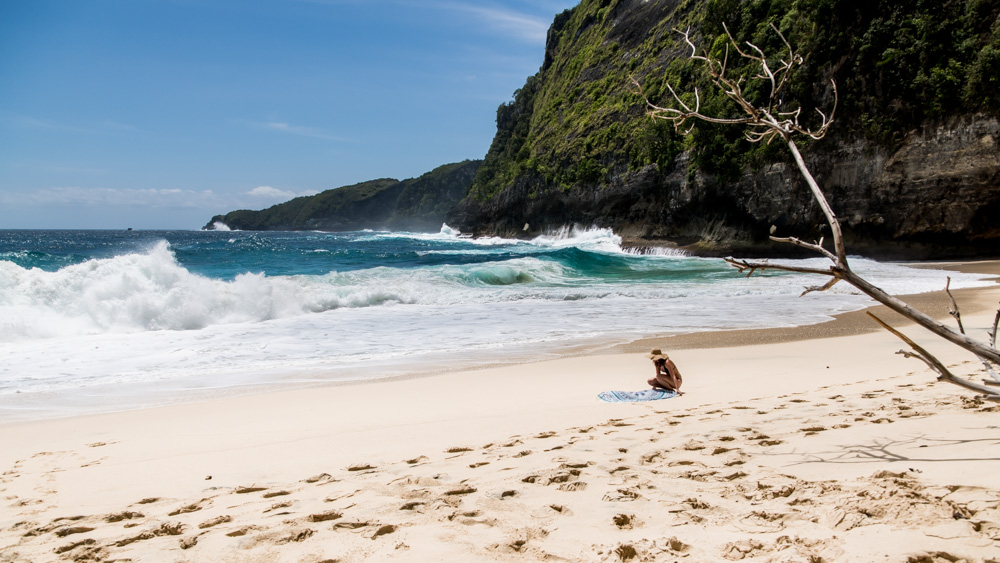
(948, 284), (1000, 386)
(988, 306), (1000, 385)
(800, 277), (840, 297)
(990, 305), (1000, 349)
(838, 267), (1000, 369)
(769, 234), (837, 261)
(983, 309), (1000, 385)
(634, 25), (845, 263)
(724, 257), (833, 278)
(868, 313), (956, 379)
(945, 277), (965, 334)
(633, 21), (999, 399)
(867, 313), (1000, 400)
(944, 276), (998, 383)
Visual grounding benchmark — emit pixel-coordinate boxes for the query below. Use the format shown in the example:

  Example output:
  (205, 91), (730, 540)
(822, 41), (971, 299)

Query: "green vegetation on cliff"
(467, 0), (1000, 202)
(207, 160), (481, 232)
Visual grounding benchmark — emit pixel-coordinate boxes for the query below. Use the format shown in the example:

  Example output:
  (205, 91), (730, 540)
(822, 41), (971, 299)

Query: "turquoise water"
(0, 227), (722, 281)
(0, 226), (989, 420)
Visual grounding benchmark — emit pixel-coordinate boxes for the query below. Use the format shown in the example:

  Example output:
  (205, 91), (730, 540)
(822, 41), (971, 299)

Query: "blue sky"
(0, 0), (578, 229)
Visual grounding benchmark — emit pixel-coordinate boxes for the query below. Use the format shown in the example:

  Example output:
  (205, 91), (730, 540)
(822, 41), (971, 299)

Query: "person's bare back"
(647, 348), (683, 395)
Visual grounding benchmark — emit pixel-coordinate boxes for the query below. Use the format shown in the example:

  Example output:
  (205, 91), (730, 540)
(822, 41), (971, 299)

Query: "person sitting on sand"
(648, 348), (683, 395)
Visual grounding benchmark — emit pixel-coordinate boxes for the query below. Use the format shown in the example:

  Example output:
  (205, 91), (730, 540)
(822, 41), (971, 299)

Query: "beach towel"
(598, 389), (678, 402)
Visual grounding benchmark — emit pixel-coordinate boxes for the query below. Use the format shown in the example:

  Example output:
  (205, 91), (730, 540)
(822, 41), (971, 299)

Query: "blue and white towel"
(598, 389), (678, 402)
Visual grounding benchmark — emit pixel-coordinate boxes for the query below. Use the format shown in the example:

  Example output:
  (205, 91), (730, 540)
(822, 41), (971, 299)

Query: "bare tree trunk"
(786, 139), (847, 265)
(841, 269), (1000, 365)
(635, 24), (999, 399)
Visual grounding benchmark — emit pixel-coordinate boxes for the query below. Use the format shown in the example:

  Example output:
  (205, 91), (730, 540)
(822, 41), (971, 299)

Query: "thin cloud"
(298, 0), (553, 44)
(247, 185), (319, 200)
(289, 0), (367, 4)
(96, 120), (137, 132)
(0, 184), (322, 212)
(7, 115), (73, 131)
(4, 114), (136, 135)
(434, 2), (551, 43)
(0, 187), (224, 209)
(238, 119), (353, 142)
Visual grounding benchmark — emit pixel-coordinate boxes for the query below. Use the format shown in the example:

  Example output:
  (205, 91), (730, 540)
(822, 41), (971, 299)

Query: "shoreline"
(4, 260), (997, 427)
(618, 259), (1000, 353)
(1, 260), (998, 561)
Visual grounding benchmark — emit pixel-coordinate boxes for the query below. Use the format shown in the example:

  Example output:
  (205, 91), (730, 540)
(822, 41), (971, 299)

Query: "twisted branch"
(868, 313), (999, 400)
(634, 22), (998, 400)
(947, 277), (1000, 385)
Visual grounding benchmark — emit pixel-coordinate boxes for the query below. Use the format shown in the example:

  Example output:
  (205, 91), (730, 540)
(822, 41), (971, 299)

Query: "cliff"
(449, 0), (1000, 258)
(205, 160), (481, 232)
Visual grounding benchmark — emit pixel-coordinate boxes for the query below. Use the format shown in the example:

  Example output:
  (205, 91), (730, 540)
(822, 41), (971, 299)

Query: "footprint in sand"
(443, 485), (478, 496)
(54, 525), (95, 538)
(602, 488), (640, 502)
(225, 525), (262, 537)
(86, 441), (118, 448)
(246, 526), (315, 546)
(371, 523), (397, 538)
(539, 504), (573, 517)
(399, 500), (426, 512)
(105, 510), (145, 523)
(234, 485), (268, 494)
(667, 460), (702, 468)
(114, 522), (185, 547)
(168, 498), (211, 516)
(682, 440), (706, 451)
(722, 539), (766, 560)
(307, 509), (343, 522)
(612, 513), (635, 529)
(262, 501), (293, 514)
(735, 509), (787, 532)
(346, 464), (377, 473)
(304, 472), (335, 483)
(198, 514), (233, 529)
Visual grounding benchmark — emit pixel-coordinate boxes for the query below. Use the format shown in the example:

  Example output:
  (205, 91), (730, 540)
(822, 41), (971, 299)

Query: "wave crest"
(0, 241), (353, 340)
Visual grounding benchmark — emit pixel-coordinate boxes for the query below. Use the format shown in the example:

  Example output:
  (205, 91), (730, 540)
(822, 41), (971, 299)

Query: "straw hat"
(648, 348), (669, 361)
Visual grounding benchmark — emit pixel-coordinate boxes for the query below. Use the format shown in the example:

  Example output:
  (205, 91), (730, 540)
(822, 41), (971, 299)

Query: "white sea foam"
(0, 230), (994, 421)
(0, 237), (990, 344)
(1, 242), (319, 340)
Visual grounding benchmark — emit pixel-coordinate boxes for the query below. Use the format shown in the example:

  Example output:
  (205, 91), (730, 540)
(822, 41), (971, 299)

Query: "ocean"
(0, 226), (990, 422)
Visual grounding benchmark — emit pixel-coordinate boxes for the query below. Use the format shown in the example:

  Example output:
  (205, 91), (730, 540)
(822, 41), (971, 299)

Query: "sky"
(0, 0), (579, 230)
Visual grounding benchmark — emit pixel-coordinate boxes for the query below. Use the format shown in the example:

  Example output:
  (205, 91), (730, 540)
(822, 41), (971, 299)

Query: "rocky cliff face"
(449, 0), (1000, 258)
(814, 115), (1000, 257)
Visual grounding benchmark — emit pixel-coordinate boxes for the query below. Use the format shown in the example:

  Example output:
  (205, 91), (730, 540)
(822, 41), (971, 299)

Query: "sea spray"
(0, 227), (993, 420)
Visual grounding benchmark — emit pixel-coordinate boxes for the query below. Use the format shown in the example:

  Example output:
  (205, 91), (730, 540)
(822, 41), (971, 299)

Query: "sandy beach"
(2, 262), (999, 562)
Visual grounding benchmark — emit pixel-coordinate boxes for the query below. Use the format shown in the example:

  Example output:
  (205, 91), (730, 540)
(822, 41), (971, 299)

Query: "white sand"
(1, 264), (999, 562)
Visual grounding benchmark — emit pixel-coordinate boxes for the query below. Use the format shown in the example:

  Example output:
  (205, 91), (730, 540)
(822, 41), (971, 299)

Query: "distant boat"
(127, 228), (133, 231)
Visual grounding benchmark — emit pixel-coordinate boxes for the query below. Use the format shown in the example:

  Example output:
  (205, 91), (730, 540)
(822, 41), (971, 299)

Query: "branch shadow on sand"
(778, 430), (1000, 467)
